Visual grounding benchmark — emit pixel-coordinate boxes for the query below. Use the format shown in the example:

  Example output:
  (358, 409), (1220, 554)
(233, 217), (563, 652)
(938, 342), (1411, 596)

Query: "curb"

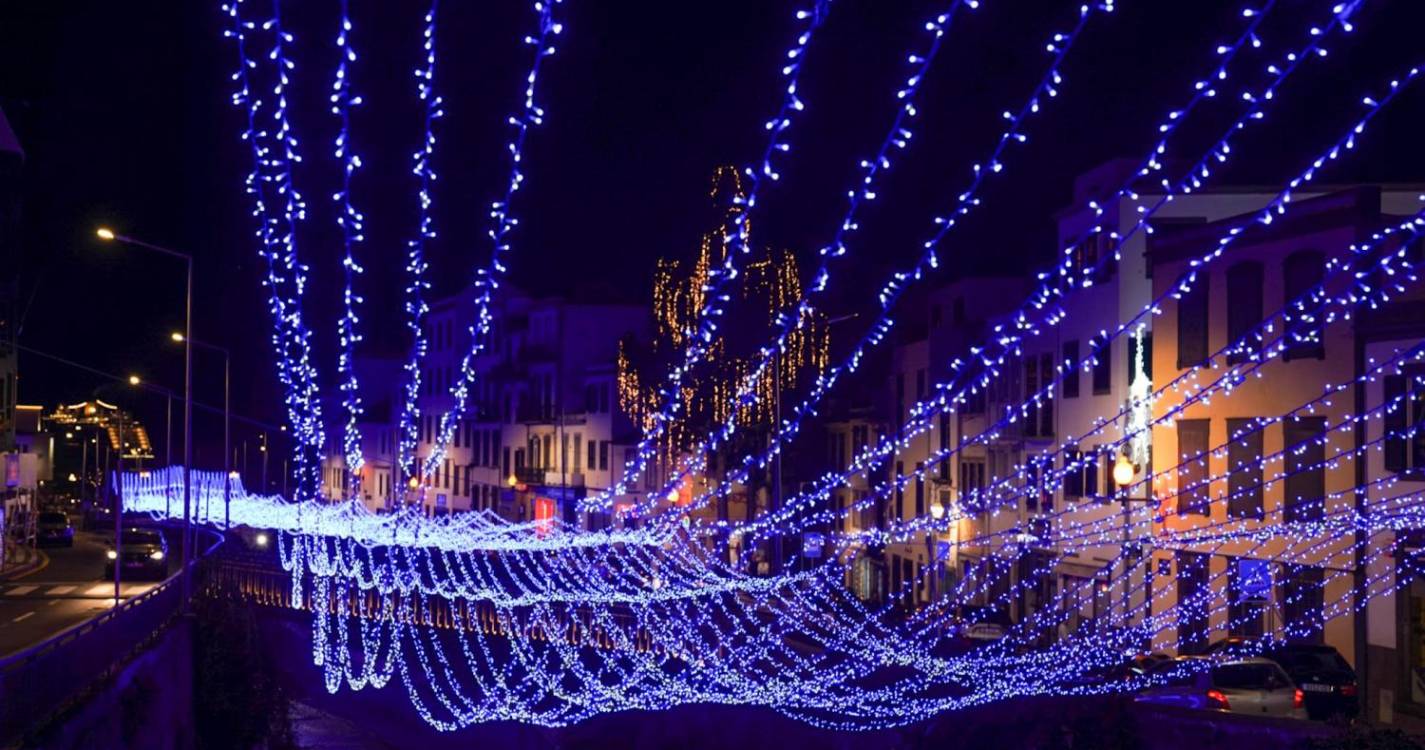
(0, 544), (47, 581)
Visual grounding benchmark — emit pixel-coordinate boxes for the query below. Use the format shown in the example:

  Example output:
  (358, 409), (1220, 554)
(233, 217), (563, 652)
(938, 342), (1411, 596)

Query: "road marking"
(12, 612), (35, 623)
(46, 585), (77, 595)
(5, 586), (37, 596)
(84, 584), (113, 597)
(48, 601), (60, 607)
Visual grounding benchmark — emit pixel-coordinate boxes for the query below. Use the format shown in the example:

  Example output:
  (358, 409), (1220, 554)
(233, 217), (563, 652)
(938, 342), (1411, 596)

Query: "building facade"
(1147, 187), (1423, 691)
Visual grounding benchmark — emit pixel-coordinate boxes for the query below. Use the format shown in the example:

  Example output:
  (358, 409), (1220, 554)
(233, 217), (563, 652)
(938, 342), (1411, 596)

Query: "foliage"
(193, 589), (297, 750)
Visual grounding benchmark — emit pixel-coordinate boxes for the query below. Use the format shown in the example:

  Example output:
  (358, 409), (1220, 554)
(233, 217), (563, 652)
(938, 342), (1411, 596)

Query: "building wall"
(1144, 187), (1421, 661)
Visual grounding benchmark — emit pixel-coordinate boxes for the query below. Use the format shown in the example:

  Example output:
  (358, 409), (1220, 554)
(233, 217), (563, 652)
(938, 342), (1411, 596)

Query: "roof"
(0, 104), (22, 160)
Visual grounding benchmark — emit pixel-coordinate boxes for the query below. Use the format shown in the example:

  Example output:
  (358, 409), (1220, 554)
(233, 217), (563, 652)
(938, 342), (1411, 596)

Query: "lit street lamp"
(97, 227), (195, 605)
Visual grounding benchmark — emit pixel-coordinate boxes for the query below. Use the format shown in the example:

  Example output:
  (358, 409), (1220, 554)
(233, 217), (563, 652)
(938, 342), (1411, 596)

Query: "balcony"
(515, 467), (586, 488)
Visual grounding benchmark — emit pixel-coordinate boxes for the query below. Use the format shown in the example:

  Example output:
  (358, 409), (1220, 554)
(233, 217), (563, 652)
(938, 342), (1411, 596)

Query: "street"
(0, 531), (166, 657)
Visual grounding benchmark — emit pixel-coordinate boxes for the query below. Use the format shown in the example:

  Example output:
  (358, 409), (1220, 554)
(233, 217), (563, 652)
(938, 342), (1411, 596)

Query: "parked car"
(104, 527), (170, 580)
(1197, 635), (1262, 657)
(1264, 642), (1358, 721)
(1136, 657), (1304, 719)
(36, 511), (75, 547)
(1068, 651), (1173, 687)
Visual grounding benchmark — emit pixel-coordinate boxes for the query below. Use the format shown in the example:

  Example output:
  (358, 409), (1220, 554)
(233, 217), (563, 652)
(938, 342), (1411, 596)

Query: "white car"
(1136, 657), (1304, 719)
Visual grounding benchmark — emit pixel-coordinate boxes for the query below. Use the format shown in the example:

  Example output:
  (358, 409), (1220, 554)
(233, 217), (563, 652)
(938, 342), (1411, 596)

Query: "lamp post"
(97, 227), (194, 604)
(174, 333), (231, 529)
(128, 375), (182, 521)
(1113, 452), (1138, 630)
(94, 382), (129, 607)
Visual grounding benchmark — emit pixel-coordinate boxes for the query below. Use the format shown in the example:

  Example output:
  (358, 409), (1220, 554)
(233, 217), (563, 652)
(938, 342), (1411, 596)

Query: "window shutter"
(1385, 375), (1407, 473)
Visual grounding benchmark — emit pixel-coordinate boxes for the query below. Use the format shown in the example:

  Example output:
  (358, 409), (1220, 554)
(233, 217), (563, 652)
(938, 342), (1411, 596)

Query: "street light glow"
(96, 227), (115, 241)
(128, 374), (141, 386)
(1113, 453), (1136, 488)
(171, 332), (185, 342)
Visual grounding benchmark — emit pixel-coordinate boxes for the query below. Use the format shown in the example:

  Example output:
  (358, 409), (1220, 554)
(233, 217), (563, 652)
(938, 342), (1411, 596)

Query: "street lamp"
(172, 332), (232, 529)
(1113, 451), (1139, 636)
(128, 374), (141, 386)
(97, 226), (195, 605)
(1113, 453), (1136, 489)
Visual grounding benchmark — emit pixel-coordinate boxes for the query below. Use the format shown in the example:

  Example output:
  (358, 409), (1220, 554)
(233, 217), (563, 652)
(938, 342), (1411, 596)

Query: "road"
(0, 531), (169, 657)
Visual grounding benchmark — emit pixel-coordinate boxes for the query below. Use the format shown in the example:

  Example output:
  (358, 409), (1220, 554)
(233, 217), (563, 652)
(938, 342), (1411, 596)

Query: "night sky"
(3, 0), (1424, 464)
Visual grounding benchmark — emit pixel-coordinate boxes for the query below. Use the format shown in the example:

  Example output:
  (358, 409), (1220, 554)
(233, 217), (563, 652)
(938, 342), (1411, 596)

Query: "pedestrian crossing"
(0, 582), (159, 599)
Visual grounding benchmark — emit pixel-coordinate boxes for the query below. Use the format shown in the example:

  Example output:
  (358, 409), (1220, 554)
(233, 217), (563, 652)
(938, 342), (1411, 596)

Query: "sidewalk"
(0, 541), (45, 580)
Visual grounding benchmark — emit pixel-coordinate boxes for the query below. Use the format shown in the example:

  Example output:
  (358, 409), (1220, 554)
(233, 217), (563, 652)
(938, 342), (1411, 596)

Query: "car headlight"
(150, 550), (165, 561)
(106, 549), (118, 560)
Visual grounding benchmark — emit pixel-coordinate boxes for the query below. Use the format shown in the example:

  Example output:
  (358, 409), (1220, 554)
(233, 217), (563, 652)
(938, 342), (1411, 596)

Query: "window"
(1176, 419), (1210, 516)
(829, 432), (847, 471)
(1384, 368), (1425, 477)
(1024, 459), (1044, 512)
(958, 459), (985, 511)
(1177, 270), (1210, 369)
(1226, 418), (1264, 520)
(587, 440), (597, 471)
(1023, 355), (1053, 437)
(895, 461), (905, 519)
(1063, 448), (1084, 500)
(1040, 353), (1054, 436)
(938, 413), (950, 481)
(599, 441), (610, 471)
(1281, 564), (1324, 644)
(1229, 558), (1270, 638)
(1062, 340), (1080, 399)
(914, 463), (925, 518)
(1177, 551), (1210, 653)
(572, 434), (583, 473)
(1063, 448), (1100, 501)
(1283, 417), (1326, 522)
(896, 373), (906, 420)
(1024, 356), (1039, 437)
(1090, 335), (1111, 395)
(1226, 261), (1264, 365)
(1283, 251), (1326, 361)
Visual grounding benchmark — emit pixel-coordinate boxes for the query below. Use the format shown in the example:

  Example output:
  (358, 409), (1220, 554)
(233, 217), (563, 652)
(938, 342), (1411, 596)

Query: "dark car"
(1265, 643), (1358, 720)
(36, 511), (75, 547)
(104, 527), (169, 580)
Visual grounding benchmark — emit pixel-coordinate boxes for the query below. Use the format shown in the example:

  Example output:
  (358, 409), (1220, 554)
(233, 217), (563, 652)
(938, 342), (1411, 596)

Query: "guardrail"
(210, 555), (661, 655)
(0, 528), (224, 745)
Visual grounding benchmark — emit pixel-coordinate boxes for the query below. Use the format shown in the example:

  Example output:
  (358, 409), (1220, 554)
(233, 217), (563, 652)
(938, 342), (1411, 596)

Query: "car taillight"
(1294, 689), (1305, 709)
(1340, 683), (1357, 697)
(1206, 689), (1230, 710)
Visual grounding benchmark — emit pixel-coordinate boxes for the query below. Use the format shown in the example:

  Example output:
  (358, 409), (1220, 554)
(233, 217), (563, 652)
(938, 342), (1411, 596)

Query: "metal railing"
(0, 529), (223, 745)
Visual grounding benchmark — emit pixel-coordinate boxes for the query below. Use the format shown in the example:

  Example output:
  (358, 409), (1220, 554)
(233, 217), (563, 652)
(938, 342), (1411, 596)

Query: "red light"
(1293, 689), (1304, 709)
(1340, 683), (1357, 697)
(533, 497), (556, 537)
(1206, 689), (1230, 710)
